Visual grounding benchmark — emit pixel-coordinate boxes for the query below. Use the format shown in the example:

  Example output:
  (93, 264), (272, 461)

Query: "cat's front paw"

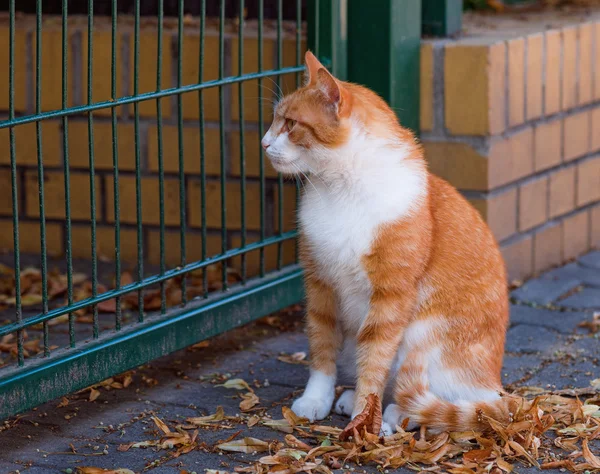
(291, 395), (333, 422)
(334, 389), (355, 416)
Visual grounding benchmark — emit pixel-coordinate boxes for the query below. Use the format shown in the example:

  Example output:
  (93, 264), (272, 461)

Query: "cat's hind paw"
(333, 389), (355, 417)
(291, 395), (332, 422)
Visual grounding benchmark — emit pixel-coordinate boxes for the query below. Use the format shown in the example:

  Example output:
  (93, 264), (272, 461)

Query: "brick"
(180, 35), (220, 122)
(0, 170), (14, 216)
(25, 171), (101, 221)
(534, 119), (562, 172)
(230, 37), (276, 123)
(508, 38), (525, 127)
(489, 127), (534, 188)
(105, 176), (180, 226)
(549, 166), (576, 218)
(81, 29), (123, 117)
(146, 230), (221, 267)
(469, 187), (517, 242)
(576, 157), (600, 206)
(188, 179), (262, 231)
(0, 220), (63, 257)
(128, 31), (171, 118)
(525, 34), (543, 121)
(420, 43), (434, 132)
(562, 210), (590, 260)
(147, 125), (221, 175)
(0, 121), (62, 167)
(561, 27), (577, 111)
(71, 225), (138, 263)
(230, 129), (278, 178)
(578, 24), (593, 105)
(591, 205), (600, 248)
(564, 111), (590, 161)
(230, 234), (296, 278)
(68, 121), (137, 170)
(595, 22), (600, 100)
(544, 30), (562, 116)
(533, 223), (562, 273)
(502, 235), (533, 283)
(592, 108), (600, 153)
(444, 42), (506, 135)
(424, 141), (488, 190)
(33, 29), (76, 111)
(519, 177), (548, 231)
(0, 26), (27, 112)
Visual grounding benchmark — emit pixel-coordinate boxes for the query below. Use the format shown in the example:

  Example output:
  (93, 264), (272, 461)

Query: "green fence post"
(307, 0), (347, 80)
(422, 0), (462, 37)
(347, 0), (421, 134)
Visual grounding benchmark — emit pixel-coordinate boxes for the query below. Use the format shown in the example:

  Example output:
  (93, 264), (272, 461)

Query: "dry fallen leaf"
(239, 392), (260, 412)
(89, 388), (101, 402)
(216, 437), (270, 454)
(218, 378), (253, 391)
(339, 393), (382, 440)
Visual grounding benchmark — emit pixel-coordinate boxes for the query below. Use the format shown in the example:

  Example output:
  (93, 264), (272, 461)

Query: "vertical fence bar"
(199, 0), (208, 297)
(422, 0), (462, 37)
(62, 0), (75, 348)
(238, 0), (247, 284)
(347, 0), (421, 133)
(156, 0), (167, 313)
(111, 0), (122, 329)
(8, 0), (23, 366)
(258, 0), (265, 278)
(35, 0), (49, 355)
(276, 0), (284, 270)
(133, 0), (144, 321)
(87, 0), (99, 338)
(177, 0), (187, 305)
(218, 0), (228, 291)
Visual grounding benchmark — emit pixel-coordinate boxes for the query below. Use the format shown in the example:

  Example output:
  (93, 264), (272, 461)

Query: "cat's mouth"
(268, 156), (301, 174)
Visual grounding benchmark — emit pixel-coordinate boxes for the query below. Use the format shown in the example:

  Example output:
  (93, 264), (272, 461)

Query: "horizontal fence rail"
(0, 0), (312, 418)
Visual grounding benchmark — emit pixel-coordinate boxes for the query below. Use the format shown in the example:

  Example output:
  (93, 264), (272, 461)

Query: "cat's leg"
(351, 289), (416, 419)
(291, 272), (341, 421)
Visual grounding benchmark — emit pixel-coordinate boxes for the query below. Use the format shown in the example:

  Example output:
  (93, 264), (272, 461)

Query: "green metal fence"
(0, 0), (425, 419)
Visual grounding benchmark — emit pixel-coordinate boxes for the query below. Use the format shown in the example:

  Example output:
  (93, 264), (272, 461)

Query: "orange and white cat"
(261, 52), (515, 434)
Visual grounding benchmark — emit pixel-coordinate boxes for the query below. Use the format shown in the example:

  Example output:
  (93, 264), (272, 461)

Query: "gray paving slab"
(504, 325), (564, 355)
(560, 287), (600, 309)
(509, 304), (589, 334)
(579, 250), (600, 270)
(511, 276), (581, 305)
(544, 262), (600, 288)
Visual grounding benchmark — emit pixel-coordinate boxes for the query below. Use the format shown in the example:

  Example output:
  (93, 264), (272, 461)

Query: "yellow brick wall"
(0, 16), (305, 271)
(421, 20), (600, 282)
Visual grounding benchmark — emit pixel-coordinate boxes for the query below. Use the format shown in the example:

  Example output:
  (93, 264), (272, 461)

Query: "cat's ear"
(304, 50), (325, 85)
(316, 67), (341, 104)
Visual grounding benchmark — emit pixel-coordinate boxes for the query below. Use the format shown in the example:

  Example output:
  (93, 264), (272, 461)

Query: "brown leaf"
(152, 416), (172, 435)
(89, 388), (101, 402)
(239, 392), (260, 411)
(339, 393), (382, 441)
(582, 438), (600, 468)
(216, 437), (270, 454)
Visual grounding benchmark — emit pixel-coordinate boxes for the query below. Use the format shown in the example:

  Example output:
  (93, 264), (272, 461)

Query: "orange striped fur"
(261, 52), (510, 433)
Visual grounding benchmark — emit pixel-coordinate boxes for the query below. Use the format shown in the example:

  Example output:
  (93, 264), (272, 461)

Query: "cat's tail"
(398, 391), (522, 433)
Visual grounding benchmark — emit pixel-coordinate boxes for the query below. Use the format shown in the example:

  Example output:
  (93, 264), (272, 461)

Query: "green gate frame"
(0, 0), (438, 419)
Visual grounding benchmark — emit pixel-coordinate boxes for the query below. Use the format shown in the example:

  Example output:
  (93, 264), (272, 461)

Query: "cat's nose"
(261, 140), (270, 150)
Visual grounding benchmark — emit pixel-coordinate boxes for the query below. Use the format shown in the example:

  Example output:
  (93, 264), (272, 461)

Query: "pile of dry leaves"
(77, 382), (600, 474)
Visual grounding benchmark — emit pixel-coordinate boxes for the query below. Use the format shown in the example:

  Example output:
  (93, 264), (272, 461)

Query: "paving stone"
(511, 274), (581, 304)
(501, 353), (544, 386)
(560, 287), (600, 309)
(509, 304), (589, 334)
(526, 360), (597, 390)
(579, 250), (600, 269)
(505, 325), (564, 354)
(545, 262), (600, 288)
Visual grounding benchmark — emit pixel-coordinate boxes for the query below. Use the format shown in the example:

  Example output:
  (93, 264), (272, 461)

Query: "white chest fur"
(299, 149), (425, 334)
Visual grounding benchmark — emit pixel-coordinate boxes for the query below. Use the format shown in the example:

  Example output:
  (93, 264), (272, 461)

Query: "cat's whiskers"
(292, 161), (322, 201)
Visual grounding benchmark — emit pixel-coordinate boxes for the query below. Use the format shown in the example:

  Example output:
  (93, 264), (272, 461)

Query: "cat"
(261, 51), (516, 435)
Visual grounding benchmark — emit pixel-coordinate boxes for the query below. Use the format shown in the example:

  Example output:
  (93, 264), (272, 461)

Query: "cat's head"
(261, 52), (409, 177)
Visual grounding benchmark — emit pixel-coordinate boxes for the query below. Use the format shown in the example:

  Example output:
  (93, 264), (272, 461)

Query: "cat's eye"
(285, 119), (296, 131)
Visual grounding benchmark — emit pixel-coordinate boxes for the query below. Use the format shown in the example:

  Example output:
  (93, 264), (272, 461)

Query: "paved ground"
(1, 251), (599, 474)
